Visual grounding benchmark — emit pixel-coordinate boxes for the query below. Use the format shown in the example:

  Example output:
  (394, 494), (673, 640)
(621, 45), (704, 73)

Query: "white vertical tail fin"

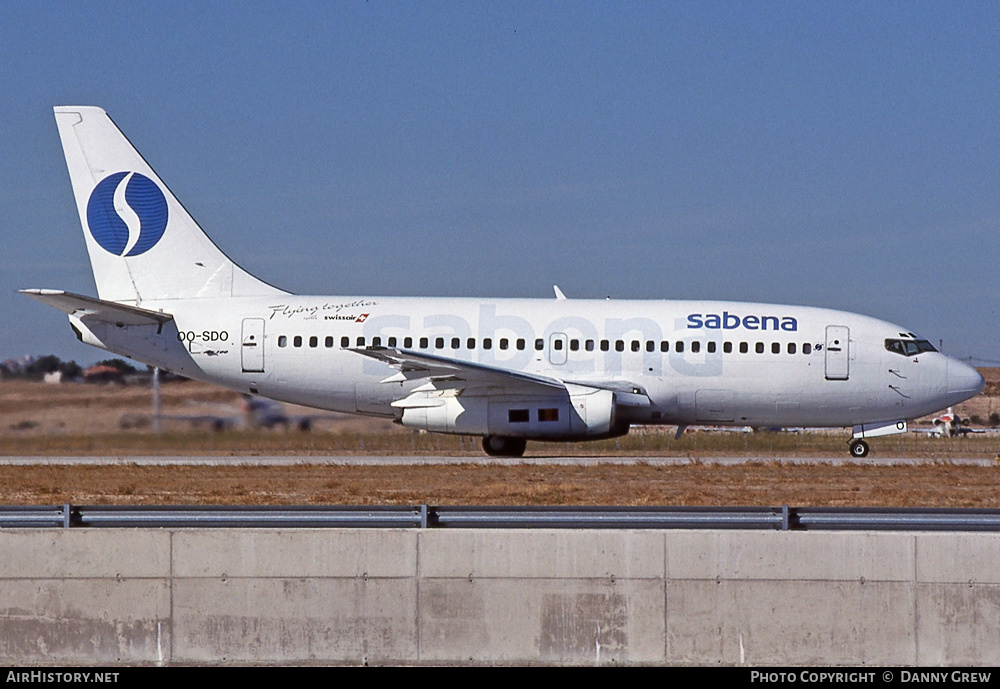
(54, 106), (286, 303)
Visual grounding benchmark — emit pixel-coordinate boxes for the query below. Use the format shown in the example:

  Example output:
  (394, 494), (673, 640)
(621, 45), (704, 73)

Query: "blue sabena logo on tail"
(86, 172), (168, 256)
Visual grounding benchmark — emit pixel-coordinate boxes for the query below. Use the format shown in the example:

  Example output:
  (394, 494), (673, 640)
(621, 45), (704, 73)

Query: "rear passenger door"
(241, 318), (265, 373)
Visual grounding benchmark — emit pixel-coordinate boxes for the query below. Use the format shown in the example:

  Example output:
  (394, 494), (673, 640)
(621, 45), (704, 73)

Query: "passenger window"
(675, 341), (684, 353)
(660, 341), (669, 352)
(756, 342), (764, 354)
(467, 338), (476, 349)
(803, 343), (811, 354)
(451, 337), (460, 349)
(570, 339), (579, 351)
(645, 341), (655, 352)
(420, 337), (428, 349)
(535, 338), (544, 351)
(616, 340), (625, 352)
(341, 336), (349, 348)
(771, 342), (779, 354)
(278, 336), (287, 348)
(356, 336), (365, 347)
(691, 341), (700, 353)
(325, 336), (334, 348)
(739, 342), (748, 354)
(787, 343), (796, 354)
(483, 338), (493, 350)
(294, 336), (302, 347)
(631, 340), (640, 352)
(708, 342), (716, 353)
(516, 338), (525, 350)
(538, 408), (559, 422)
(372, 336), (381, 347)
(600, 340), (610, 352)
(309, 336), (318, 348)
(387, 337), (396, 347)
(554, 339), (563, 351)
(435, 337), (444, 349)
(585, 339), (595, 351)
(404, 337), (412, 348)
(500, 338), (509, 350)
(724, 342), (732, 353)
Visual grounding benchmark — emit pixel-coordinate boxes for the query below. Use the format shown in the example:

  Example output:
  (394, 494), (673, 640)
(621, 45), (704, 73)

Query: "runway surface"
(2, 454), (997, 466)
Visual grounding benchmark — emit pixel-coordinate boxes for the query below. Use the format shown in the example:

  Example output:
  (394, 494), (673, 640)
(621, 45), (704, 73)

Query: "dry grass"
(2, 462), (999, 507)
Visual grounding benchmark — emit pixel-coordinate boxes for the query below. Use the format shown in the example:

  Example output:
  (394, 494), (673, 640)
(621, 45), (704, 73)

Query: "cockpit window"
(885, 339), (937, 357)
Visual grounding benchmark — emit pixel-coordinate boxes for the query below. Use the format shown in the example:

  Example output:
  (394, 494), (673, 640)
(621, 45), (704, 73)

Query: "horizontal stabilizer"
(20, 289), (173, 326)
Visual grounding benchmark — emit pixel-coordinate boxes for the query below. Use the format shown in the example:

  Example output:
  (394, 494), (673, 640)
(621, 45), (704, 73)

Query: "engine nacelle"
(398, 387), (618, 440)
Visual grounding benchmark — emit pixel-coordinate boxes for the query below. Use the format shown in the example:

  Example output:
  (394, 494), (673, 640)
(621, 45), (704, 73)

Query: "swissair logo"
(355, 314), (369, 323)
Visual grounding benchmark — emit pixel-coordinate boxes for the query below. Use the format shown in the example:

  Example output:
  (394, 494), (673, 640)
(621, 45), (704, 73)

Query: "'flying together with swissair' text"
(23, 107), (985, 457)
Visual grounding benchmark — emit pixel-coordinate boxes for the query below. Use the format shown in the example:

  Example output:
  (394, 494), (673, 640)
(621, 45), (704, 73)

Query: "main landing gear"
(849, 439), (870, 458)
(482, 435), (527, 457)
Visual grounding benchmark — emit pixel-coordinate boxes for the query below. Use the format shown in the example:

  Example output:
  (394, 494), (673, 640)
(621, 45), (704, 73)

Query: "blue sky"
(3, 2), (999, 364)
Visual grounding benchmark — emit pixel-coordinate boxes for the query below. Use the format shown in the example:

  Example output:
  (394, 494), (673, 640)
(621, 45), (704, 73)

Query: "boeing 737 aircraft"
(23, 106), (985, 457)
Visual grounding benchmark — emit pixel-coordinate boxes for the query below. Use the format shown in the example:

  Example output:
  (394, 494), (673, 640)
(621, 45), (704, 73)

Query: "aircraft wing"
(911, 428), (946, 437)
(350, 346), (652, 406)
(20, 289), (173, 326)
(350, 346), (567, 394)
(911, 427), (986, 437)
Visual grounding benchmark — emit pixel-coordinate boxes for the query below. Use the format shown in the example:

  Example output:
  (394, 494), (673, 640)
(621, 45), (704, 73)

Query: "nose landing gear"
(848, 420), (907, 459)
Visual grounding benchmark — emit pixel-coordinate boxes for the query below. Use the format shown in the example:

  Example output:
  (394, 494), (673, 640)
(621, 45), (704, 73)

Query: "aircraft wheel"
(849, 439), (870, 458)
(482, 436), (527, 457)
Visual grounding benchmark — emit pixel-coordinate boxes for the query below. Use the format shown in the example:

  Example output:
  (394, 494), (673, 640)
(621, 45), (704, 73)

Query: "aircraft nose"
(947, 358), (985, 396)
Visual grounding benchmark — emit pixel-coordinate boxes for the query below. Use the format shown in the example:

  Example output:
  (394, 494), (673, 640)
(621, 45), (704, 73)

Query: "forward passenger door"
(824, 325), (849, 380)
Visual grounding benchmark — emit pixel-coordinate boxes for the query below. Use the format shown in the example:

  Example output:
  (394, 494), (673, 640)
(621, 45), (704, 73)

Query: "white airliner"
(23, 106), (985, 458)
(913, 407), (984, 438)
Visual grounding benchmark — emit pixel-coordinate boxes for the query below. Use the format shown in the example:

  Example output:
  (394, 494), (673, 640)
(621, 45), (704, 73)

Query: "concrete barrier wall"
(0, 529), (998, 665)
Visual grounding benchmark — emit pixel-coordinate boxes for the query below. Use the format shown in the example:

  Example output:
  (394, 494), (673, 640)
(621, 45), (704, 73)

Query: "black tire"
(482, 436), (527, 457)
(849, 439), (870, 458)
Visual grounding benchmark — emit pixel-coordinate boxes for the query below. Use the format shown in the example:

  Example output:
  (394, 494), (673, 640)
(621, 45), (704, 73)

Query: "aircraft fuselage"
(77, 294), (982, 432)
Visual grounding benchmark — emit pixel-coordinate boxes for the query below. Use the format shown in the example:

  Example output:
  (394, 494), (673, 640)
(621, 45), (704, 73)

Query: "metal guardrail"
(430, 506), (789, 529)
(4, 504), (1000, 531)
(0, 505), (71, 528)
(71, 505), (427, 529)
(793, 507), (1000, 531)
